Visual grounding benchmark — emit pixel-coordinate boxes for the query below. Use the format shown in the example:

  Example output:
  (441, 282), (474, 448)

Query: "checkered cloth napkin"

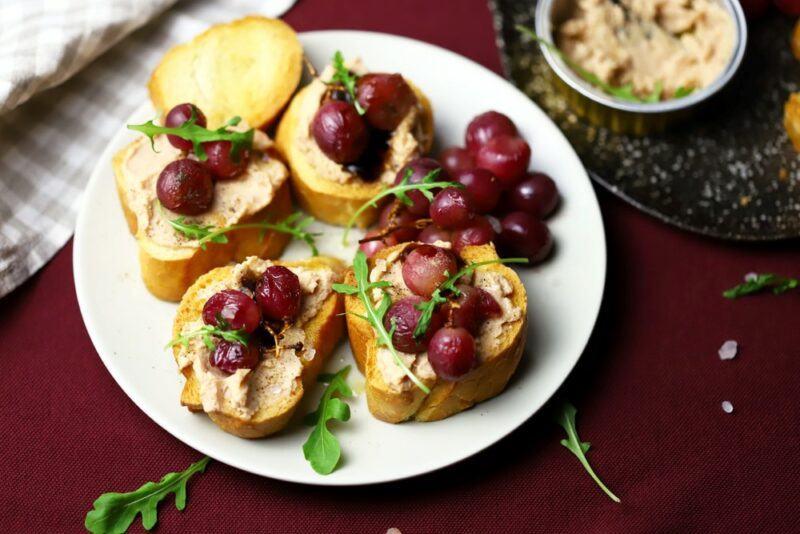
(0, 0), (296, 298)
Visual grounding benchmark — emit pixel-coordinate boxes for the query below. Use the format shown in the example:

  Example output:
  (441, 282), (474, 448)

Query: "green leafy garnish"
(84, 456), (210, 533)
(167, 211), (320, 256)
(166, 324), (249, 351)
(673, 86), (695, 99)
(329, 51), (365, 114)
(342, 168), (462, 245)
(128, 114), (254, 162)
(723, 273), (799, 299)
(556, 403), (620, 503)
(516, 25), (689, 104)
(413, 258), (529, 338)
(302, 366), (353, 475)
(333, 251), (430, 393)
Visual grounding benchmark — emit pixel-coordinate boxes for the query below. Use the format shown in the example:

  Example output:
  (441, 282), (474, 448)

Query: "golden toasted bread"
(343, 243), (528, 423)
(173, 256), (345, 438)
(275, 78), (434, 228)
(149, 16), (302, 129)
(785, 92), (800, 152)
(113, 136), (292, 302)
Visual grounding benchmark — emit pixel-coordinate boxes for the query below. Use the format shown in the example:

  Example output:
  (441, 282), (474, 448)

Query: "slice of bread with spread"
(343, 243), (528, 423)
(116, 16), (303, 301)
(275, 62), (434, 228)
(172, 256), (345, 438)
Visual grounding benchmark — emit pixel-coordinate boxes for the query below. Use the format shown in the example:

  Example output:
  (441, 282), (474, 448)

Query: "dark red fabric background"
(2, 0), (799, 532)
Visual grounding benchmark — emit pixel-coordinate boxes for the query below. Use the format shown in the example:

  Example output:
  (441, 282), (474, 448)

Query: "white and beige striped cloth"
(0, 0), (296, 297)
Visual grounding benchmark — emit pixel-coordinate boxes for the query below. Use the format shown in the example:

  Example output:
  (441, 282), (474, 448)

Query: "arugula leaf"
(303, 366), (353, 475)
(329, 51), (365, 114)
(342, 168), (462, 245)
(556, 402), (620, 503)
(84, 456), (210, 533)
(333, 251), (430, 393)
(723, 273), (799, 299)
(167, 211), (320, 256)
(673, 86), (695, 99)
(166, 324), (249, 351)
(516, 25), (672, 105)
(413, 257), (529, 338)
(128, 114), (254, 162)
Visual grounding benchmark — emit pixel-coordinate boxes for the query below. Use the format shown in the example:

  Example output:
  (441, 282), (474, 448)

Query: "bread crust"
(148, 16), (302, 129)
(173, 256), (345, 438)
(343, 243), (527, 423)
(275, 82), (434, 228)
(112, 141), (293, 302)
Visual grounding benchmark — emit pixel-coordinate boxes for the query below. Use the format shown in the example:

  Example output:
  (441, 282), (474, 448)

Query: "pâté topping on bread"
(170, 256), (345, 438)
(336, 243), (528, 422)
(275, 51), (435, 227)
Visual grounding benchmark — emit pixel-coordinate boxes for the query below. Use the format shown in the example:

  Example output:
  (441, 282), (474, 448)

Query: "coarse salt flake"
(718, 340), (738, 360)
(721, 401), (734, 413)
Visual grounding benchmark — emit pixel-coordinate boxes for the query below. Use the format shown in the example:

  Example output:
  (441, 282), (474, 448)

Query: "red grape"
(210, 340), (259, 374)
(256, 266), (302, 321)
(418, 224), (452, 245)
(402, 245), (458, 297)
(451, 216), (495, 253)
(440, 146), (475, 175)
(311, 100), (369, 163)
(465, 111), (517, 154)
(383, 296), (444, 353)
(430, 187), (476, 229)
(202, 290), (261, 333)
(378, 202), (419, 244)
(499, 211), (553, 263)
(475, 135), (531, 188)
(202, 140), (249, 180)
(165, 103), (206, 151)
(446, 284), (500, 335)
(510, 172), (559, 218)
(156, 159), (214, 215)
(455, 168), (502, 213)
(395, 157), (447, 217)
(356, 73), (416, 131)
(428, 327), (476, 380)
(359, 229), (389, 258)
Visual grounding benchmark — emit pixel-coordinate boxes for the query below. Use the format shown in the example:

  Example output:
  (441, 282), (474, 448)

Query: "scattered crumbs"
(721, 401), (734, 414)
(739, 195), (751, 207)
(744, 272), (758, 282)
(718, 340), (738, 360)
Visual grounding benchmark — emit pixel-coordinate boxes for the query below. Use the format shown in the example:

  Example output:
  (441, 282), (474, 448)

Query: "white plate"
(74, 30), (606, 485)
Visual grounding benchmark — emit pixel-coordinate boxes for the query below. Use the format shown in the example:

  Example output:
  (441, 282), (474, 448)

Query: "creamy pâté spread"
(557, 0), (735, 98)
(175, 257), (336, 418)
(369, 248), (522, 392)
(119, 129), (287, 248)
(292, 60), (430, 185)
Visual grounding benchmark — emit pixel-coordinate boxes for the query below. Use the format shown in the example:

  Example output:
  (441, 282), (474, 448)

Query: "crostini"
(276, 55), (434, 228)
(115, 16), (304, 301)
(341, 242), (527, 423)
(171, 255), (345, 438)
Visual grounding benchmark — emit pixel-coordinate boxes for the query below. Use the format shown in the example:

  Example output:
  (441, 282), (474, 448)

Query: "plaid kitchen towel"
(0, 0), (296, 297)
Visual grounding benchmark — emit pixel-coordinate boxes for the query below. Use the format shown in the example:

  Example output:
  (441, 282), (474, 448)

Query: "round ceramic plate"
(74, 30), (606, 485)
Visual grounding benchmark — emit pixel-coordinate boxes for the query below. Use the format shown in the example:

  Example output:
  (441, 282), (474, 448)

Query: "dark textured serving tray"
(490, 0), (800, 240)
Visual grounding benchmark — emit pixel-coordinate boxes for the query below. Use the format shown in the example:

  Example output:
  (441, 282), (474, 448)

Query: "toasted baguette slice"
(113, 135), (292, 301)
(173, 256), (345, 438)
(343, 243), (527, 423)
(149, 16), (302, 129)
(275, 78), (434, 228)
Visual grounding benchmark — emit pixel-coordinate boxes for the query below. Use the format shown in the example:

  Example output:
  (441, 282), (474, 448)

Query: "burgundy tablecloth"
(3, 0), (800, 532)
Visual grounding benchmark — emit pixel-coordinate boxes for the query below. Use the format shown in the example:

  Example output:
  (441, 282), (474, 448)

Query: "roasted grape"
(395, 157), (447, 217)
(474, 135), (531, 188)
(427, 327), (476, 380)
(202, 289), (261, 333)
(165, 103), (206, 151)
(498, 211), (553, 263)
(356, 73), (416, 131)
(510, 172), (559, 218)
(311, 100), (369, 163)
(465, 111), (517, 154)
(451, 216), (495, 253)
(383, 296), (444, 353)
(455, 168), (502, 213)
(156, 159), (214, 215)
(440, 146), (475, 175)
(402, 245), (458, 297)
(256, 266), (302, 321)
(210, 340), (259, 374)
(430, 187), (476, 229)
